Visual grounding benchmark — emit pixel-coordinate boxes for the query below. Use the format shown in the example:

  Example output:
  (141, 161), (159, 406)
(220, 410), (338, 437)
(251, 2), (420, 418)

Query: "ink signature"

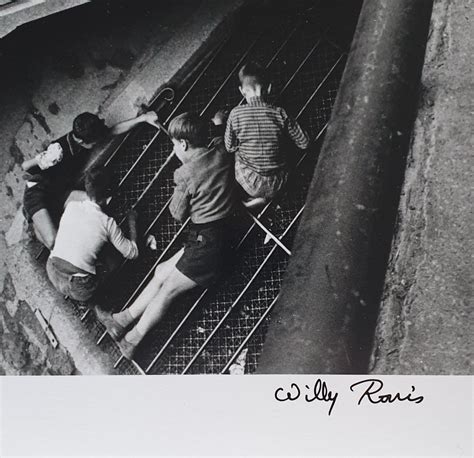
(274, 378), (424, 415)
(349, 378), (424, 405)
(274, 379), (339, 416)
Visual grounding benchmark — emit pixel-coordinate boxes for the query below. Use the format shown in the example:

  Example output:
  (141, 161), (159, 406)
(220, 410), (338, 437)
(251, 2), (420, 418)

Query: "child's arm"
(22, 142), (64, 171)
(169, 173), (191, 223)
(109, 111), (159, 136)
(126, 209), (138, 243)
(284, 110), (310, 150)
(21, 157), (39, 172)
(106, 216), (139, 260)
(224, 112), (238, 153)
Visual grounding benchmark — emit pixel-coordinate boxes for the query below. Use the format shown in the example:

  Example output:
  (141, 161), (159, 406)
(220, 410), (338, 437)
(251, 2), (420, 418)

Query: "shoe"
(117, 336), (137, 360)
(94, 306), (126, 341)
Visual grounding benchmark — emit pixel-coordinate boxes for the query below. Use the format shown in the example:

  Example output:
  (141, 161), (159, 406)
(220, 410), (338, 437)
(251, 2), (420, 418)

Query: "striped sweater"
(224, 96), (309, 174)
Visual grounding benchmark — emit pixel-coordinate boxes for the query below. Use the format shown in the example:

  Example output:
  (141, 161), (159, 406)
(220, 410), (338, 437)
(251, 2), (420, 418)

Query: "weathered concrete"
(0, 0), (90, 39)
(371, 0), (473, 374)
(101, 0), (245, 127)
(0, 0), (243, 375)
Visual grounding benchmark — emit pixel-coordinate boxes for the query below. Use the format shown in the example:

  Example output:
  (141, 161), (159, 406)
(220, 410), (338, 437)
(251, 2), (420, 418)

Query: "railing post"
(257, 0), (434, 374)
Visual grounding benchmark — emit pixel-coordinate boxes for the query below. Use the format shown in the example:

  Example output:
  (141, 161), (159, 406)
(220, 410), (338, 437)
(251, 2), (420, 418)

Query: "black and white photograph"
(0, 0), (472, 455)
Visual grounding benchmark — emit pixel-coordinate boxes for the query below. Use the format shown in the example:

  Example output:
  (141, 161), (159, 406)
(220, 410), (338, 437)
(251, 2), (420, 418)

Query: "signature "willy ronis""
(274, 378), (424, 416)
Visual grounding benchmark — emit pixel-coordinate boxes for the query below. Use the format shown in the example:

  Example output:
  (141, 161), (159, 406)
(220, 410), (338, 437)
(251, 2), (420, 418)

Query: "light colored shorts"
(235, 161), (288, 199)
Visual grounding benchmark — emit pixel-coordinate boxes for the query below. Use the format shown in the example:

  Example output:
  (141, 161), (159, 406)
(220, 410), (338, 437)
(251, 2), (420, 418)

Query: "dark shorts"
(176, 218), (233, 287)
(23, 181), (63, 223)
(46, 257), (99, 302)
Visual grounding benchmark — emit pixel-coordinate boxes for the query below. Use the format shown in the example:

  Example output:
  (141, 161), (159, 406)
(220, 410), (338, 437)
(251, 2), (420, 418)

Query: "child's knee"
(153, 264), (167, 283)
(34, 224), (55, 250)
(162, 270), (195, 298)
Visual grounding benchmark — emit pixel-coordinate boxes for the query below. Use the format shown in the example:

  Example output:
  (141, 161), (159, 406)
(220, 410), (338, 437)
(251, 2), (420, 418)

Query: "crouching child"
(46, 168), (139, 302)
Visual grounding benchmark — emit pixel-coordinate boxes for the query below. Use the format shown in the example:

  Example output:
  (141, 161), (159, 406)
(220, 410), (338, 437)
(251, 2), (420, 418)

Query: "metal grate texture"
(89, 0), (361, 374)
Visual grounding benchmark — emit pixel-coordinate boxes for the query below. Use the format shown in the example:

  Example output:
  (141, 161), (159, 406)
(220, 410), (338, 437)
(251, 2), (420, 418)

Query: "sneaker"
(94, 307), (126, 341)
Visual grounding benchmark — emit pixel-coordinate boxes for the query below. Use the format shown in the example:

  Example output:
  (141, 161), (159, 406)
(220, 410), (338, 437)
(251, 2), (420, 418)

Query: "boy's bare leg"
(118, 265), (196, 359)
(31, 208), (57, 250)
(125, 248), (184, 321)
(132, 266), (197, 339)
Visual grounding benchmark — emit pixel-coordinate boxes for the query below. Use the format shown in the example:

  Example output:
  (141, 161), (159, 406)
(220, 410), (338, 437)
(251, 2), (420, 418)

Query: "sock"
(113, 309), (134, 328)
(124, 326), (144, 346)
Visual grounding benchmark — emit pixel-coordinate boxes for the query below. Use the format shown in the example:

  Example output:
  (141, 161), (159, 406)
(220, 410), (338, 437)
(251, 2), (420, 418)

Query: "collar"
(83, 199), (101, 210)
(182, 146), (209, 164)
(246, 96), (269, 107)
(67, 132), (79, 156)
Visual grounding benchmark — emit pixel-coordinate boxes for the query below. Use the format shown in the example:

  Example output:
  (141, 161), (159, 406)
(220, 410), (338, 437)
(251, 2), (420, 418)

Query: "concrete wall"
(0, 0), (243, 375)
(0, 0), (90, 39)
(371, 0), (473, 374)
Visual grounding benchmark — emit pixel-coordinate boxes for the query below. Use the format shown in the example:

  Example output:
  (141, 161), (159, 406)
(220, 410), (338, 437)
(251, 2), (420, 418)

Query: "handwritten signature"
(274, 379), (338, 416)
(274, 378), (424, 416)
(350, 378), (424, 405)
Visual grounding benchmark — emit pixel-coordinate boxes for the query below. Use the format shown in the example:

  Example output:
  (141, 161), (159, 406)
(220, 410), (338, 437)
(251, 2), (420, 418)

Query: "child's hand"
(146, 234), (157, 251)
(126, 209), (138, 221)
(142, 111), (159, 128)
(36, 143), (63, 170)
(211, 109), (229, 126)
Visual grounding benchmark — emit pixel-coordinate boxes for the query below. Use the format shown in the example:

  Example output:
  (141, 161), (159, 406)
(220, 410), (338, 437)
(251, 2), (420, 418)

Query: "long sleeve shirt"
(169, 143), (235, 224)
(51, 199), (138, 274)
(224, 96), (309, 174)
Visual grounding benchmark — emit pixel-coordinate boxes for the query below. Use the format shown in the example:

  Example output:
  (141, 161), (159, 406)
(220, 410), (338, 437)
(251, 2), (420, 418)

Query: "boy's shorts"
(176, 218), (232, 287)
(235, 161), (288, 199)
(23, 180), (62, 223)
(46, 257), (99, 302)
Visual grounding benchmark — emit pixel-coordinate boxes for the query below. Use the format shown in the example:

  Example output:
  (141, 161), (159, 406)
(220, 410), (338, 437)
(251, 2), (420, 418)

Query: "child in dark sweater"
(95, 112), (235, 360)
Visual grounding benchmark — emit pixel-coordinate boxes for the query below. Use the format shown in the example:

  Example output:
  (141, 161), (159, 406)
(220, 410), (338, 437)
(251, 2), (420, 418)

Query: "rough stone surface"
(0, 297), (78, 375)
(371, 0), (473, 374)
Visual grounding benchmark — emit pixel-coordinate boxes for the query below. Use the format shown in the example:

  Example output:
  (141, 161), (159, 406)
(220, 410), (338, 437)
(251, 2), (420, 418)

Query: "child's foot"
(117, 336), (138, 360)
(95, 307), (126, 341)
(242, 197), (267, 210)
(113, 309), (135, 328)
(118, 327), (143, 360)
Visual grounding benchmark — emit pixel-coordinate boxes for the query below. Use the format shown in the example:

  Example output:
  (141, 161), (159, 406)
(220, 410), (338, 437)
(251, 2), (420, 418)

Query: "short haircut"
(168, 112), (208, 147)
(238, 62), (269, 89)
(85, 167), (113, 202)
(73, 113), (109, 144)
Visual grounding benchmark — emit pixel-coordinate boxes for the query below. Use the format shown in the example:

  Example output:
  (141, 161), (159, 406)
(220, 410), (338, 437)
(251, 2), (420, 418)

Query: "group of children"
(23, 62), (309, 360)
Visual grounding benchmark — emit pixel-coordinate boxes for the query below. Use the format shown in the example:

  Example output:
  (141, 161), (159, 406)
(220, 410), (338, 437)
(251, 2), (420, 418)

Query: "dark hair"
(73, 113), (108, 144)
(238, 62), (269, 89)
(85, 167), (113, 202)
(168, 112), (207, 147)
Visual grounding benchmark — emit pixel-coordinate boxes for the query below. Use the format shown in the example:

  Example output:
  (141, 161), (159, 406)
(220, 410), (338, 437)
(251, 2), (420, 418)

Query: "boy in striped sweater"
(224, 62), (310, 208)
